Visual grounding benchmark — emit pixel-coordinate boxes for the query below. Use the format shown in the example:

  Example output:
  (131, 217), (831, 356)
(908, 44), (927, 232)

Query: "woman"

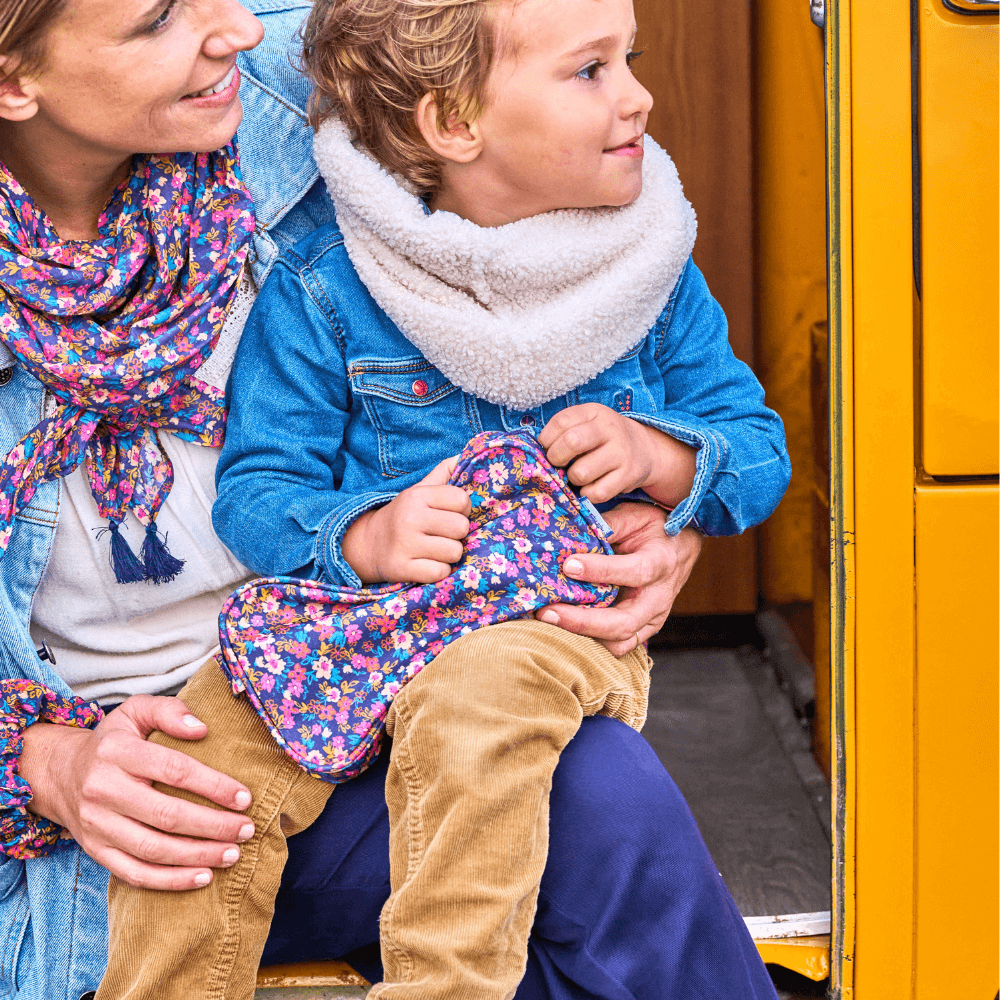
(0, 1), (775, 998)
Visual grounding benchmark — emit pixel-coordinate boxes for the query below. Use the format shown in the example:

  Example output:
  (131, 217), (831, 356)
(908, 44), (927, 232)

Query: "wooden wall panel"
(631, 0), (757, 615)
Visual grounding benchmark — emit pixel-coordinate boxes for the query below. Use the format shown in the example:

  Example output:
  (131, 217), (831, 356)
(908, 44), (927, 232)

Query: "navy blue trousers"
(262, 714), (778, 1000)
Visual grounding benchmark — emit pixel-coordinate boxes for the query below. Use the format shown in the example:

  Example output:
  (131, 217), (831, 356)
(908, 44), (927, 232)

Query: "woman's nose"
(201, 0), (265, 61)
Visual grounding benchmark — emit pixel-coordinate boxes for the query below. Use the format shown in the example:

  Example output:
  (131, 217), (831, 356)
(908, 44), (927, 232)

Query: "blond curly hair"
(302, 0), (504, 197)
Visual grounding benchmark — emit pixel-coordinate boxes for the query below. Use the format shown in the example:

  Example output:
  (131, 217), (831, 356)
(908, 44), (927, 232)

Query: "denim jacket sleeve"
(630, 258), (790, 537)
(214, 257), (400, 587)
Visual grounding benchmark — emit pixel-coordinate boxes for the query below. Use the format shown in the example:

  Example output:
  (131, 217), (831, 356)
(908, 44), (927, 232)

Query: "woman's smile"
(183, 64), (240, 106)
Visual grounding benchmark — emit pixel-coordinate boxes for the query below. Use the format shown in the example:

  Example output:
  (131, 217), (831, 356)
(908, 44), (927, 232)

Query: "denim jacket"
(213, 230), (791, 587)
(0, 4), (330, 997)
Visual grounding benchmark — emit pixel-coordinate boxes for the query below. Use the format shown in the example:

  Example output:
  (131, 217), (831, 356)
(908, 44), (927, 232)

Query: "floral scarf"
(0, 146), (255, 583)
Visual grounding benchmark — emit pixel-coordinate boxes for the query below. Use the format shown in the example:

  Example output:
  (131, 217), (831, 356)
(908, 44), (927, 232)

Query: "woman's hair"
(302, 0), (504, 196)
(0, 0), (66, 86)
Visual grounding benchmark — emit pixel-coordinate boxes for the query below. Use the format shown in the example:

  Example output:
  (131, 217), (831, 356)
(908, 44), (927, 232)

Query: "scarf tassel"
(140, 521), (185, 584)
(106, 520), (145, 584)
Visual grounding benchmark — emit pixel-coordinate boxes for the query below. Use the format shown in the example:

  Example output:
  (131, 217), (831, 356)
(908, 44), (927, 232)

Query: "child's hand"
(538, 403), (696, 508)
(341, 456), (472, 585)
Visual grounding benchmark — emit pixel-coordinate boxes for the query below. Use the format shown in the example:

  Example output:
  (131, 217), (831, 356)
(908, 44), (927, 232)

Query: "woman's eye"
(626, 49), (645, 69)
(575, 60), (605, 82)
(149, 0), (177, 32)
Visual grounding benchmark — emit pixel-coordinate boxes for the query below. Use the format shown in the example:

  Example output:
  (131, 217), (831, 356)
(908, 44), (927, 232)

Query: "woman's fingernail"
(563, 559), (583, 577)
(540, 610), (560, 625)
(195, 872), (211, 886)
(238, 822), (255, 841)
(182, 714), (203, 728)
(235, 790), (252, 810)
(222, 848), (240, 865)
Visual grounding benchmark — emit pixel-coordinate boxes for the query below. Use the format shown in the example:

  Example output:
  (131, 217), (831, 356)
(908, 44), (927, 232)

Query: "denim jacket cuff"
(316, 491), (401, 588)
(622, 413), (726, 536)
(0, 680), (102, 859)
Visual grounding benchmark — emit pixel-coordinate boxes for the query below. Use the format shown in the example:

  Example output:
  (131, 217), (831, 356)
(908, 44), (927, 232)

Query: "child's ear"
(0, 59), (39, 122)
(415, 93), (483, 164)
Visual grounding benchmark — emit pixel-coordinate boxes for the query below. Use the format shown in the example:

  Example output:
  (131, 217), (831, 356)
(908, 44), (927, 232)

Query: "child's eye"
(575, 60), (605, 82)
(626, 49), (645, 69)
(148, 0), (177, 33)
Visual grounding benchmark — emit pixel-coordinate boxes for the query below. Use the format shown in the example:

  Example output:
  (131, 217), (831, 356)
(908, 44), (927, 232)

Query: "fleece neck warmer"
(313, 117), (697, 410)
(218, 432), (617, 783)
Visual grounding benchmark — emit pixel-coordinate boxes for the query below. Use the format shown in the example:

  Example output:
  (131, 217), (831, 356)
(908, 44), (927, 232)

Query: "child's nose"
(621, 73), (654, 123)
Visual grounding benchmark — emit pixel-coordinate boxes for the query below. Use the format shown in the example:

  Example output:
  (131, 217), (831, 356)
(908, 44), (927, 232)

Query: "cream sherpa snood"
(313, 117), (697, 410)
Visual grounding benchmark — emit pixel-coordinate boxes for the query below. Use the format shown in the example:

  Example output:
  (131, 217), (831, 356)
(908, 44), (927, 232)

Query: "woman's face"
(17, 0), (263, 158)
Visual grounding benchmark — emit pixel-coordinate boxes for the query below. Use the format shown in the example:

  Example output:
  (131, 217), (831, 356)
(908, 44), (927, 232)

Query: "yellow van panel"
(913, 484), (999, 999)
(919, 4), (999, 474)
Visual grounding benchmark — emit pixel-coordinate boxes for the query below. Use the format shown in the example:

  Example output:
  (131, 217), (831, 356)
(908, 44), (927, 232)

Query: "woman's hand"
(20, 694), (255, 891)
(535, 502), (702, 656)
(341, 456), (471, 585)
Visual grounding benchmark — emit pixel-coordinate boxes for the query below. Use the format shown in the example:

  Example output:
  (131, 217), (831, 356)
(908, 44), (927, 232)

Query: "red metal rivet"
(412, 379), (429, 397)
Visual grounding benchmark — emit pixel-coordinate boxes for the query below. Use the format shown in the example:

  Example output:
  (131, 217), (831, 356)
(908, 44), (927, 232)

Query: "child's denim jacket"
(213, 226), (791, 585)
(0, 4), (332, 997)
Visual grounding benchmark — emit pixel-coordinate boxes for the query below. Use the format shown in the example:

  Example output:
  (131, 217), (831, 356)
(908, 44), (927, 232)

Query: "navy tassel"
(106, 520), (145, 584)
(141, 521), (185, 584)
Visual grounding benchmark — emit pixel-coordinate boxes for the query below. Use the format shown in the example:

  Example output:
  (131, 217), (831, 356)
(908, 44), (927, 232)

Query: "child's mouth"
(604, 134), (644, 158)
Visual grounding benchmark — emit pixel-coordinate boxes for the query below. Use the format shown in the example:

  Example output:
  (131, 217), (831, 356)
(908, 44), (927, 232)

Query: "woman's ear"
(0, 58), (39, 122)
(414, 92), (483, 164)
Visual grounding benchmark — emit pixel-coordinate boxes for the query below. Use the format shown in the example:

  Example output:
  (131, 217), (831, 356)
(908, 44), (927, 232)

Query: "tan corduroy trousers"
(96, 619), (651, 1000)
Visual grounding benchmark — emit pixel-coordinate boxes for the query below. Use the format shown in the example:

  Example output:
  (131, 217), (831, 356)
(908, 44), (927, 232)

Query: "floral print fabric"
(0, 146), (254, 570)
(218, 432), (617, 784)
(0, 680), (102, 858)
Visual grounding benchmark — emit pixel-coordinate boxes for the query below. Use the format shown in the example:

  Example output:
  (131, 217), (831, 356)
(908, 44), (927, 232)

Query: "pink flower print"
(261, 647), (285, 675)
(531, 509), (551, 529)
(384, 681), (401, 698)
(143, 187), (167, 211)
(345, 623), (362, 642)
(473, 468), (489, 483)
(313, 656), (335, 680)
(258, 673), (275, 693)
(517, 507), (532, 526)
(502, 517), (515, 531)
(393, 632), (413, 653)
(384, 595), (407, 618)
(335, 710), (349, 726)
(513, 537), (532, 553)
(516, 587), (535, 608)
(368, 671), (383, 688)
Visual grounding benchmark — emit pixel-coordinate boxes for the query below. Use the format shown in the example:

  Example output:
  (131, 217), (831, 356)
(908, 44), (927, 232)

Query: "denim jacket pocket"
(575, 343), (659, 416)
(350, 357), (480, 478)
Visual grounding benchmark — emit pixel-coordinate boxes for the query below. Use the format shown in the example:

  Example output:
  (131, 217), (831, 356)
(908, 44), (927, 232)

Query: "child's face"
(474, 0), (652, 220)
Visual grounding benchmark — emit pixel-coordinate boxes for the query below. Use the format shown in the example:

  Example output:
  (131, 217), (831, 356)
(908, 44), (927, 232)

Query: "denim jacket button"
(519, 414), (535, 426)
(411, 379), (428, 397)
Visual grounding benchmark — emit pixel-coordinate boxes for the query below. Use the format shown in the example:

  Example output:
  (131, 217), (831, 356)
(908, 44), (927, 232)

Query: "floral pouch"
(216, 431), (617, 784)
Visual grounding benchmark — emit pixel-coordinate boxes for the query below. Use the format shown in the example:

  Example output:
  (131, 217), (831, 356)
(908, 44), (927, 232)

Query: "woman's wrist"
(19, 722), (87, 826)
(0, 681), (102, 858)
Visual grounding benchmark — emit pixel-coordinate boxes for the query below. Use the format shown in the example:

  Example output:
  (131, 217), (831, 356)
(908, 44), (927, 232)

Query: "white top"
(30, 433), (252, 705)
(29, 273), (257, 705)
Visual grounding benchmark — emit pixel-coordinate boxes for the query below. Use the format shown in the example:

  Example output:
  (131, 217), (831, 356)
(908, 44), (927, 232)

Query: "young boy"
(97, 1), (789, 997)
